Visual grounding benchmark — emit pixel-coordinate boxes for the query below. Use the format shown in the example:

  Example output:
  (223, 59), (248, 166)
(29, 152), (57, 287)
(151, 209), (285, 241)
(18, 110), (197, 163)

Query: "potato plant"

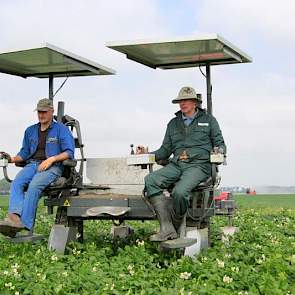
(0, 195), (294, 295)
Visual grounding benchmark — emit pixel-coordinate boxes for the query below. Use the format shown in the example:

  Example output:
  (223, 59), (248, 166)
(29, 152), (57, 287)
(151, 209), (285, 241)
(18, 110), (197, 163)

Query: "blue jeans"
(9, 161), (62, 230)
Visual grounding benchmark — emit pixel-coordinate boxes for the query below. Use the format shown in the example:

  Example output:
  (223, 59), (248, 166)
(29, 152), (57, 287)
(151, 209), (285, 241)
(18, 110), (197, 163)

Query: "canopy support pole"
(49, 75), (54, 101)
(206, 64), (212, 115)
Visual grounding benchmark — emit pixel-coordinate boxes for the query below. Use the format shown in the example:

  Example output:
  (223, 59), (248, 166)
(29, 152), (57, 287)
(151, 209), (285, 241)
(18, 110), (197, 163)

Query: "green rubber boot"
(149, 195), (177, 242)
(171, 209), (187, 238)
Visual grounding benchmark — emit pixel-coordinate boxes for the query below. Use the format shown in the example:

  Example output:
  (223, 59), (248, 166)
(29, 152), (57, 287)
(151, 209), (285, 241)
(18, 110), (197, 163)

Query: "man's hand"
(38, 156), (56, 172)
(213, 147), (224, 154)
(136, 146), (147, 154)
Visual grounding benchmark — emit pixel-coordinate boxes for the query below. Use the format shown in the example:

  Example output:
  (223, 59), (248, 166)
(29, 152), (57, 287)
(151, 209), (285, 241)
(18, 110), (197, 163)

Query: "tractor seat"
(193, 176), (213, 191)
(48, 177), (67, 188)
(61, 159), (77, 168)
(45, 159), (77, 190)
(15, 159), (78, 192)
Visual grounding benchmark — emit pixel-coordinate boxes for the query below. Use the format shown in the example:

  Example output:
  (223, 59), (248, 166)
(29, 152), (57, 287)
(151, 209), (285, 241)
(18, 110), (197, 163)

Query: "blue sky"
(0, 0), (294, 187)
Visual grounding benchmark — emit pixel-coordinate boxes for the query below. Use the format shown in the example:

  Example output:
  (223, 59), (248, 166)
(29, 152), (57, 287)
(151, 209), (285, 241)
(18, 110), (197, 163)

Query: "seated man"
(137, 86), (226, 242)
(0, 98), (75, 237)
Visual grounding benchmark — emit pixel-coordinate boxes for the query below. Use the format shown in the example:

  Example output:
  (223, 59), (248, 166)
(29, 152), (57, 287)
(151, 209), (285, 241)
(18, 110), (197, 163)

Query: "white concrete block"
(184, 227), (209, 257)
(86, 157), (161, 195)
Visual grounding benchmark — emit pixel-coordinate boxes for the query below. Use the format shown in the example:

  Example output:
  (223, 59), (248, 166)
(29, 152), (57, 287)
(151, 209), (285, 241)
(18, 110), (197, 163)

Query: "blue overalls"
(9, 121), (74, 230)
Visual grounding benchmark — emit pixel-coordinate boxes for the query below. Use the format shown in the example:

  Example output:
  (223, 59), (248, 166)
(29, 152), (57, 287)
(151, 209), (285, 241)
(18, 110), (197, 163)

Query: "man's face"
(179, 99), (197, 115)
(37, 110), (54, 124)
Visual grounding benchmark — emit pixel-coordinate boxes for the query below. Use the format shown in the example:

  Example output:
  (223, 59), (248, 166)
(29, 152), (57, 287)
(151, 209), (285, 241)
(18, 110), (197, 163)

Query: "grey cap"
(172, 86), (198, 104)
(34, 98), (54, 111)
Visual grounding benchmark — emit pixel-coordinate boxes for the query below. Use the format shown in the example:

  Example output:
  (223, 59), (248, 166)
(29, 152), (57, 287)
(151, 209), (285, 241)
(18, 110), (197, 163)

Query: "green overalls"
(145, 108), (226, 215)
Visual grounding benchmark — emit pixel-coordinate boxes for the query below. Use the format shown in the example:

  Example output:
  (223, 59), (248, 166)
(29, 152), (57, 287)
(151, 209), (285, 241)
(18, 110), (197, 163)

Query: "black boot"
(149, 194), (177, 242)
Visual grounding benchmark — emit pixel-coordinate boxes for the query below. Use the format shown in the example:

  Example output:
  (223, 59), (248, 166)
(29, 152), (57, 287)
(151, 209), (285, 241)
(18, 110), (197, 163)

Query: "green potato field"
(0, 194), (294, 295)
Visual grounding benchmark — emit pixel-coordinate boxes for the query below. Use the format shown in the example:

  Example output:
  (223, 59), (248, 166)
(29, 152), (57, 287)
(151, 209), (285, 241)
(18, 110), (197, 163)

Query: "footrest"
(160, 238), (198, 249)
(5, 232), (44, 243)
(83, 206), (131, 217)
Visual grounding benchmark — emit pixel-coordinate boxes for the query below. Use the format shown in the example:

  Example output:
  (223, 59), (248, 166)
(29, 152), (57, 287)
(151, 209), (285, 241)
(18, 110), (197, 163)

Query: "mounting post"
(49, 75), (54, 100)
(206, 64), (212, 115)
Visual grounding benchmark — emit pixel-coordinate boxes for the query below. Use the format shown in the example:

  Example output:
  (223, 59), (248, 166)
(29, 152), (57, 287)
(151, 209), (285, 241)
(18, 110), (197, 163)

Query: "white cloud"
(194, 0), (295, 46)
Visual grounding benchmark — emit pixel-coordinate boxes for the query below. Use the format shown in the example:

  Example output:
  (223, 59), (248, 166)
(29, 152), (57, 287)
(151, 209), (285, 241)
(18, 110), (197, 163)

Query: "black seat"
(45, 159), (78, 190)
(192, 163), (218, 191)
(193, 176), (213, 191)
(14, 159), (78, 194)
(49, 177), (67, 187)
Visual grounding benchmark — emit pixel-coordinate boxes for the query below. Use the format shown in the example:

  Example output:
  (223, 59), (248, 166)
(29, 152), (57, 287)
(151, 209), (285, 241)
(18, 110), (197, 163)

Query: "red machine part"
(214, 191), (230, 201)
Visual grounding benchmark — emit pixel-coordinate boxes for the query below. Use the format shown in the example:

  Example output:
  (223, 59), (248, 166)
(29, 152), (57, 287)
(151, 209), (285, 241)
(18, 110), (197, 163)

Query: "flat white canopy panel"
(0, 43), (116, 78)
(106, 34), (252, 69)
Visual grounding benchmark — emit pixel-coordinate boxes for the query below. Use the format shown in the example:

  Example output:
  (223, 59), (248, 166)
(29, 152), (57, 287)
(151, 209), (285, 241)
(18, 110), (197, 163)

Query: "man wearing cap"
(137, 86), (226, 242)
(0, 98), (75, 237)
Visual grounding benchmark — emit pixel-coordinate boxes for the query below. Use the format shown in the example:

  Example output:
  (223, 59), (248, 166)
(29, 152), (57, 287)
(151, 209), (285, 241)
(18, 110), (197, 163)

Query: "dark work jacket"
(153, 109), (226, 163)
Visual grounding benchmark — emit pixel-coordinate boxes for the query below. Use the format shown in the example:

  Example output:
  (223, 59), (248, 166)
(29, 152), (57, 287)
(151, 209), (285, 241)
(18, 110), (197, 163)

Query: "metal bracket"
(5, 231), (44, 243)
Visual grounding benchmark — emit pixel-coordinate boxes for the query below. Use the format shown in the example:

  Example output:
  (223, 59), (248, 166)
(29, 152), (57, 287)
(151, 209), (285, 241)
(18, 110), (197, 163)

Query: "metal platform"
(5, 232), (44, 243)
(45, 189), (215, 222)
(161, 238), (198, 249)
(45, 193), (156, 220)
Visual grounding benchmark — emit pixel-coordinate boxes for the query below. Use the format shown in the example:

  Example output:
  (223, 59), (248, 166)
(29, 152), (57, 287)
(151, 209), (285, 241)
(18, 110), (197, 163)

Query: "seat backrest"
(54, 114), (84, 186)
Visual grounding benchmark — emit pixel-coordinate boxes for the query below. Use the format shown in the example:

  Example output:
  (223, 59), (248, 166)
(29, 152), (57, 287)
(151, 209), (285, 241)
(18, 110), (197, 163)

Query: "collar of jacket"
(174, 108), (204, 119)
(37, 120), (56, 130)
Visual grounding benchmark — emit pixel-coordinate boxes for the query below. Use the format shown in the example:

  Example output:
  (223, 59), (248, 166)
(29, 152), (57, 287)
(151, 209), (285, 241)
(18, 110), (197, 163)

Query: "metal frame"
(0, 37), (248, 250)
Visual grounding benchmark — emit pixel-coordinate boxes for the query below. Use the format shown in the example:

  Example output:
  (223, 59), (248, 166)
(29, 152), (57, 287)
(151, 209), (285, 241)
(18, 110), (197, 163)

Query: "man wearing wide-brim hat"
(137, 86), (226, 242)
(0, 98), (75, 237)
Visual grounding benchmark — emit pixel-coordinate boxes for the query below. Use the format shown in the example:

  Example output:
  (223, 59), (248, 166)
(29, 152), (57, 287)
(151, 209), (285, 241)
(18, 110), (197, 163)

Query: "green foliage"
(235, 194), (295, 208)
(0, 178), (10, 194)
(0, 196), (9, 207)
(0, 196), (294, 294)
